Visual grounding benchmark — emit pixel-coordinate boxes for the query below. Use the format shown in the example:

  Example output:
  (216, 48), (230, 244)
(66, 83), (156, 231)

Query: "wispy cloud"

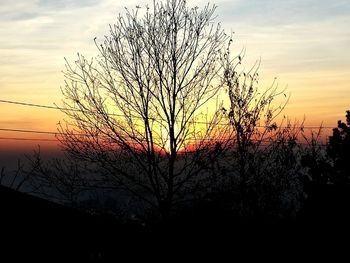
(212, 0), (350, 76)
(217, 0), (350, 25)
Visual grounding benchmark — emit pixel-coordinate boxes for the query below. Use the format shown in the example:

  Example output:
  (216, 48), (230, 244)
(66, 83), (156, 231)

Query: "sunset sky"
(0, 0), (349, 154)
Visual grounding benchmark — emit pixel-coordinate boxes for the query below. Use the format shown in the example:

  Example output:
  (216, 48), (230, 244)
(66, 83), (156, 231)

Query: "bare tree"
(58, 0), (230, 220)
(220, 42), (292, 216)
(0, 158), (40, 192)
(23, 149), (93, 206)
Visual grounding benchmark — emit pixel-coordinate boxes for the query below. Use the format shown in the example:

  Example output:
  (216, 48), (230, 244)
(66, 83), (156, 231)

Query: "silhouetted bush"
(327, 110), (350, 184)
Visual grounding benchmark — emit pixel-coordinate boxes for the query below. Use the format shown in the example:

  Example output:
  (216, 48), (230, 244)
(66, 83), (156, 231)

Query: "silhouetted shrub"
(327, 110), (350, 184)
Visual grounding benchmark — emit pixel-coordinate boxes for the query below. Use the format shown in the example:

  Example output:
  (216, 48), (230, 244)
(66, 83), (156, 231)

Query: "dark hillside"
(1, 182), (350, 260)
(0, 185), (146, 260)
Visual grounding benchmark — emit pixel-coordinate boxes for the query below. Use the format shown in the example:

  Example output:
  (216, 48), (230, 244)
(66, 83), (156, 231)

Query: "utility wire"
(0, 99), (337, 129)
(0, 128), (58, 135)
(0, 128), (85, 136)
(0, 126), (331, 144)
(0, 136), (326, 146)
(0, 99), (62, 110)
(0, 137), (57, 142)
(0, 127), (330, 145)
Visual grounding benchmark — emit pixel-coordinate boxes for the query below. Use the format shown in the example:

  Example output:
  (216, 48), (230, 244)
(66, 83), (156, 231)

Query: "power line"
(0, 99), (233, 126)
(0, 137), (58, 142)
(0, 99), (63, 110)
(0, 99), (130, 117)
(0, 136), (326, 147)
(0, 128), (329, 145)
(0, 128), (58, 135)
(0, 99), (337, 129)
(0, 128), (85, 136)
(0, 126), (332, 143)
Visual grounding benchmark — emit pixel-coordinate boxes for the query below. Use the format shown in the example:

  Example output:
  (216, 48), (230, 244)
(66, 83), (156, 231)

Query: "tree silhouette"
(327, 110), (350, 184)
(0, 157), (40, 193)
(58, 0), (231, 221)
(24, 149), (93, 206)
(219, 44), (296, 218)
(300, 127), (332, 186)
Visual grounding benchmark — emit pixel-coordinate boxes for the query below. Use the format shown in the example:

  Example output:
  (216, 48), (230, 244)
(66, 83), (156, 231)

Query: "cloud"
(0, 0), (38, 14)
(216, 0), (350, 26)
(0, 0), (115, 51)
(38, 0), (98, 9)
(208, 0), (350, 74)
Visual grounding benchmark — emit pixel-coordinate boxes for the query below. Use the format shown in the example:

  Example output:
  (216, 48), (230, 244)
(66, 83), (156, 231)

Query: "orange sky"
(0, 0), (349, 153)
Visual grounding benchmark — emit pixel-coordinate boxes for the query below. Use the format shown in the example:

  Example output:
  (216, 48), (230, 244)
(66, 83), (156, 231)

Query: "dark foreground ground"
(1, 184), (349, 261)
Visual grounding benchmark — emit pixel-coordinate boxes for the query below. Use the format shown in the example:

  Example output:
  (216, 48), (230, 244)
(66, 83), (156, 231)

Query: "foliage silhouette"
(327, 110), (350, 184)
(216, 43), (301, 219)
(301, 111), (350, 186)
